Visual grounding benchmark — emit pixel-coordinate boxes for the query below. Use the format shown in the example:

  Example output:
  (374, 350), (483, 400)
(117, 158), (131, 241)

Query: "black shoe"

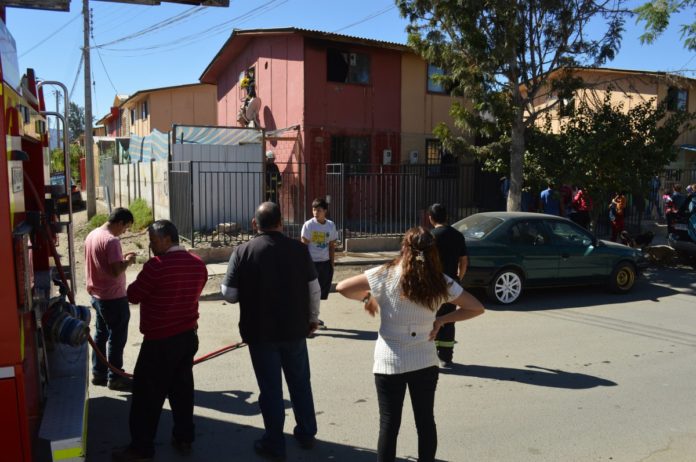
(253, 439), (286, 461)
(171, 438), (192, 456)
(293, 434), (316, 450)
(108, 376), (133, 392)
(317, 319), (327, 330)
(111, 446), (153, 462)
(92, 374), (108, 386)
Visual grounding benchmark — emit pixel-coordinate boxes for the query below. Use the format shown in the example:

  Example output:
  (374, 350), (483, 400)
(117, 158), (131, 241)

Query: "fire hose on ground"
(25, 173), (247, 380)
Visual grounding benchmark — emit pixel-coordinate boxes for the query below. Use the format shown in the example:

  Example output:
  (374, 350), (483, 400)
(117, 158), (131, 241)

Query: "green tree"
(636, 1), (696, 51)
(50, 143), (84, 183)
(398, 0), (627, 210)
(67, 101), (85, 142)
(528, 92), (695, 218)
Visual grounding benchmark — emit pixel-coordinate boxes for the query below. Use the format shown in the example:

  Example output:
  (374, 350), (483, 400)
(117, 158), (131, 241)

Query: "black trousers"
(129, 329), (198, 456)
(374, 366), (439, 462)
(314, 260), (334, 300)
(435, 303), (456, 362)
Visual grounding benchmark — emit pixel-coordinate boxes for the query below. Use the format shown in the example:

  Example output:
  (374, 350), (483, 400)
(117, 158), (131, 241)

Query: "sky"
(4, 0), (695, 121)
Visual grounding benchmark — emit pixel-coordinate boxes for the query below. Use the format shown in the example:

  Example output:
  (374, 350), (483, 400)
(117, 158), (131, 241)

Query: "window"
(546, 220), (593, 246)
(425, 139), (442, 164)
(331, 136), (370, 172)
(427, 64), (446, 94)
(130, 109), (135, 125)
(667, 87), (688, 111)
(508, 221), (548, 246)
(141, 101), (148, 119)
(559, 96), (575, 117)
(327, 48), (370, 84)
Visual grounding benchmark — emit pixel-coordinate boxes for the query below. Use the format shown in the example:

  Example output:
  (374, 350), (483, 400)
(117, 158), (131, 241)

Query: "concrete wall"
(113, 160), (170, 220)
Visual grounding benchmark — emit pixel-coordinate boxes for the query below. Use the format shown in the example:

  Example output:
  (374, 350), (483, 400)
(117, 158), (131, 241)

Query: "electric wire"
(19, 13), (81, 58)
(68, 54), (84, 101)
(94, 0), (286, 55)
(333, 4), (397, 33)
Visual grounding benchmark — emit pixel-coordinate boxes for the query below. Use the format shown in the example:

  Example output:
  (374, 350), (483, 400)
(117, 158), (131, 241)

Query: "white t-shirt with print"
(301, 218), (338, 262)
(365, 264), (463, 375)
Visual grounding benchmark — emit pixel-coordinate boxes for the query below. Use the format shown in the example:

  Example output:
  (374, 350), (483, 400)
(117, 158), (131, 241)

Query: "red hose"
(22, 172), (246, 379)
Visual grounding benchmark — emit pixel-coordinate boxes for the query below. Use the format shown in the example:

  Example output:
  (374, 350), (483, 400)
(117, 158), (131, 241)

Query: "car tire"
(486, 269), (523, 304)
(608, 261), (636, 293)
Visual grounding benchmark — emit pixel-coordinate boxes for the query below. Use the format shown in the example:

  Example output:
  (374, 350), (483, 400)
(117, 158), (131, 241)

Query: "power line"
(69, 53), (84, 101)
(333, 4), (396, 33)
(96, 0), (286, 55)
(19, 13), (81, 58)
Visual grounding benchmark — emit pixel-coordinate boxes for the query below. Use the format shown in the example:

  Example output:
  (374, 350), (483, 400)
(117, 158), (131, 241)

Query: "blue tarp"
(173, 126), (262, 145)
(127, 129), (169, 163)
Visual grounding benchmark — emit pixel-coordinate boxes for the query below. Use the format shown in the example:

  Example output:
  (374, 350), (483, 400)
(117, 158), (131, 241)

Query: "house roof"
(547, 66), (696, 84)
(200, 27), (411, 83)
(120, 82), (215, 106)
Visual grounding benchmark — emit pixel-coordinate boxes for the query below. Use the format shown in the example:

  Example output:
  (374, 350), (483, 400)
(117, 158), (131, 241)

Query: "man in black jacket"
(221, 202), (321, 460)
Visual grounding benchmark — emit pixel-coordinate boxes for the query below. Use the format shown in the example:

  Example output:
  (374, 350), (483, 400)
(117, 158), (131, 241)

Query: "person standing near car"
(539, 182), (564, 216)
(427, 203), (468, 368)
(84, 207), (136, 391)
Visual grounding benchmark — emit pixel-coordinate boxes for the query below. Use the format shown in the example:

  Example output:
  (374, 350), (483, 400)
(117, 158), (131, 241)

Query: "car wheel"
(486, 269), (523, 304)
(608, 261), (636, 293)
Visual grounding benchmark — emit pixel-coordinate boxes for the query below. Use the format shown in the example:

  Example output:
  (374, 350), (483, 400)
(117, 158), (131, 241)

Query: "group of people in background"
(89, 198), (484, 462)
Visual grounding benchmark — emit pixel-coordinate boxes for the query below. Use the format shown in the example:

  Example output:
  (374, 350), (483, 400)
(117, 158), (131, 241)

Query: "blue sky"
(5, 0), (695, 121)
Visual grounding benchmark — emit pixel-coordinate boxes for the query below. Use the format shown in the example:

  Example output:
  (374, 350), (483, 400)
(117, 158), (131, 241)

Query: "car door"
(544, 219), (606, 283)
(504, 220), (559, 285)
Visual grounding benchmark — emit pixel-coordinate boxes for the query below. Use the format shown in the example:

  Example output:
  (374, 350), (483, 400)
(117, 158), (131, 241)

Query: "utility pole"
(83, 0), (95, 218)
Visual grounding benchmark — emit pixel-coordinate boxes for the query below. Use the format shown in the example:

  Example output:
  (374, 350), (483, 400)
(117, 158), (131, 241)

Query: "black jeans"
(314, 260), (334, 300)
(91, 296), (130, 380)
(435, 303), (456, 362)
(129, 330), (199, 457)
(374, 366), (439, 462)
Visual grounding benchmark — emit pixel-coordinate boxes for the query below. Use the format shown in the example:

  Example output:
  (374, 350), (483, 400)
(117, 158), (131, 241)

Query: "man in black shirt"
(221, 202), (321, 459)
(428, 203), (468, 368)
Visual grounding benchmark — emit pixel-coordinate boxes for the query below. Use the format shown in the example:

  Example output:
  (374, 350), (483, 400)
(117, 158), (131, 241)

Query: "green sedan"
(453, 212), (648, 304)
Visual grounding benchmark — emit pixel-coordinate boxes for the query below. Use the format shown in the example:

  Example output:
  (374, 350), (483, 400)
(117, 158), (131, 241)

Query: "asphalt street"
(85, 265), (696, 462)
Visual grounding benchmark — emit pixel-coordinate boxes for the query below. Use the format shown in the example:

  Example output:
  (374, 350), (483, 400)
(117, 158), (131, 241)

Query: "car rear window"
(452, 215), (504, 239)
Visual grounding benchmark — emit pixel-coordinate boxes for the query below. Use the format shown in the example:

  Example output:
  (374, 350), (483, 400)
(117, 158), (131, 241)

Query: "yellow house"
(119, 82), (218, 137)
(400, 54), (473, 164)
(533, 67), (696, 169)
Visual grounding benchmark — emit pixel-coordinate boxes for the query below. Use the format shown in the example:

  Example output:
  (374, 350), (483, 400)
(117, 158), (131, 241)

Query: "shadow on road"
(441, 364), (617, 389)
(87, 395), (383, 462)
(313, 328), (378, 341)
(194, 389), (263, 416)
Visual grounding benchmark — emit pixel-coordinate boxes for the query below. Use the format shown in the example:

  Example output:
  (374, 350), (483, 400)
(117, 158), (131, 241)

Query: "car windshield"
(452, 215), (504, 240)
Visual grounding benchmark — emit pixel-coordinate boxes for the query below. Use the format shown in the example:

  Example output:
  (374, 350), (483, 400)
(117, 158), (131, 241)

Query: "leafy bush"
(129, 198), (153, 231)
(80, 213), (108, 238)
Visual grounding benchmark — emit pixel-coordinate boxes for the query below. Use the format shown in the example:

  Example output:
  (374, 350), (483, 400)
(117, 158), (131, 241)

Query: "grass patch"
(129, 198), (153, 231)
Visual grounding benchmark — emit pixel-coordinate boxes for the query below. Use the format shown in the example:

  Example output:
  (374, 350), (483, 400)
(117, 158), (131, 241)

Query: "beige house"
(533, 67), (696, 169)
(119, 82), (218, 137)
(400, 54), (473, 163)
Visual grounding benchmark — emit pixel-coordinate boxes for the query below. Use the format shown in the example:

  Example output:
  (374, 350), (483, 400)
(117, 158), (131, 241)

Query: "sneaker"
(111, 446), (153, 462)
(317, 319), (327, 330)
(91, 374), (108, 386)
(108, 376), (133, 392)
(439, 360), (454, 369)
(171, 438), (192, 456)
(293, 434), (316, 450)
(253, 439), (286, 461)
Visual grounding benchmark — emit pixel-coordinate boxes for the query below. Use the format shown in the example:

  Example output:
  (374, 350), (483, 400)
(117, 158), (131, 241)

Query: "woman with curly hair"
(336, 226), (485, 462)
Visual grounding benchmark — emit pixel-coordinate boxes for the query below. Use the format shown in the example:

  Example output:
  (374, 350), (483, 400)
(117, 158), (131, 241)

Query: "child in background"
(301, 197), (338, 331)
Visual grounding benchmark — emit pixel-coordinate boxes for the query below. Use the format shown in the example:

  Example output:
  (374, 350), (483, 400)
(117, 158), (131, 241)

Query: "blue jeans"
(91, 296), (130, 380)
(248, 339), (317, 456)
(374, 366), (439, 462)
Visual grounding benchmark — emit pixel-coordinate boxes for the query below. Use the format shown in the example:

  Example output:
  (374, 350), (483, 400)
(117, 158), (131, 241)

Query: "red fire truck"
(0, 2), (228, 460)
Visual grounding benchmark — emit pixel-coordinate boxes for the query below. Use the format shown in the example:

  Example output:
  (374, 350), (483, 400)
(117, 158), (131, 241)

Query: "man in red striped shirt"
(113, 220), (207, 462)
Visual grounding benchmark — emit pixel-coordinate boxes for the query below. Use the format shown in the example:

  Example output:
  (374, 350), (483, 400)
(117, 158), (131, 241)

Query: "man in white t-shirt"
(301, 198), (338, 330)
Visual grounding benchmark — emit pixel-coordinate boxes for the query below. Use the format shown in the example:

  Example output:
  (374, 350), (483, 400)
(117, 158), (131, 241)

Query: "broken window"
(331, 136), (371, 173)
(327, 48), (370, 84)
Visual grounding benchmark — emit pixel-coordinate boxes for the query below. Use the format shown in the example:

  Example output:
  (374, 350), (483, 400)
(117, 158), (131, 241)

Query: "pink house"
(200, 28), (406, 202)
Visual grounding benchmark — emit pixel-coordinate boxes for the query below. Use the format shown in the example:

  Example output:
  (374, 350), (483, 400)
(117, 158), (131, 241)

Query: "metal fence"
(326, 163), (500, 245)
(169, 160), (307, 247)
(98, 156), (114, 206)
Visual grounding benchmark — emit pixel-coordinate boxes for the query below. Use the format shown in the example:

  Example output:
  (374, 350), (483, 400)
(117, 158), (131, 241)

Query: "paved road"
(86, 265), (696, 462)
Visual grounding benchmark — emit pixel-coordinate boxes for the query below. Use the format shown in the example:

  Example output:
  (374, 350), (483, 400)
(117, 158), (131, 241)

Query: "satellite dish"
(245, 97), (262, 127)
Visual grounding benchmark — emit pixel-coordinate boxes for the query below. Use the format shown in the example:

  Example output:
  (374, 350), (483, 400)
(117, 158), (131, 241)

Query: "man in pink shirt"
(84, 207), (136, 391)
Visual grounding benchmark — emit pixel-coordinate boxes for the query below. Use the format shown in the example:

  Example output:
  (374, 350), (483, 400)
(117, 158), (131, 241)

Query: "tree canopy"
(636, 0), (696, 51)
(398, 0), (627, 210)
(67, 102), (85, 143)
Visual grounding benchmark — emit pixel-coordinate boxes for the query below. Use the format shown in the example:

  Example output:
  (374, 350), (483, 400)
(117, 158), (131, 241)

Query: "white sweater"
(365, 264), (463, 375)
